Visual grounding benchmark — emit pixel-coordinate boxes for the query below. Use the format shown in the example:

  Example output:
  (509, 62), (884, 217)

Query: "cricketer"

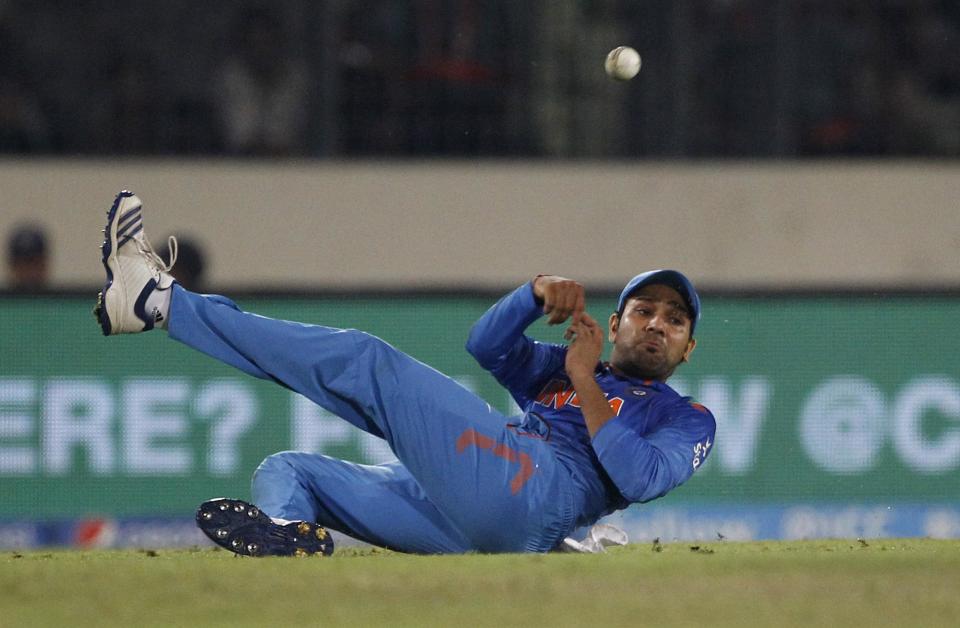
(94, 191), (715, 555)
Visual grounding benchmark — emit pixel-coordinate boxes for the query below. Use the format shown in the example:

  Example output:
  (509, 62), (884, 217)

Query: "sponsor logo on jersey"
(534, 379), (624, 416)
(692, 437), (712, 470)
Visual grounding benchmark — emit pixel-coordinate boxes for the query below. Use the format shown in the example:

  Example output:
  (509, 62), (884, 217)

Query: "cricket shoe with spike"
(196, 498), (335, 557)
(94, 191), (177, 335)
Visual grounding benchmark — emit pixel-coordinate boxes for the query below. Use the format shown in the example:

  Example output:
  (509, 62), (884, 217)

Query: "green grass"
(2, 539), (958, 627)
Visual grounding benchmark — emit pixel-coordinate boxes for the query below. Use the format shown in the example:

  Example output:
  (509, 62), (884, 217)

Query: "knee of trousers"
(251, 451), (355, 490)
(252, 451), (317, 486)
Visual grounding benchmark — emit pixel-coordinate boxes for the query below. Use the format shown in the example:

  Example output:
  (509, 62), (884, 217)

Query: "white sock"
(144, 285), (172, 330)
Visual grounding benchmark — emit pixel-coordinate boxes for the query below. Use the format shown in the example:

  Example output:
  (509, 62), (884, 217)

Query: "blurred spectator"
(530, 0), (633, 156)
(168, 98), (221, 154)
(797, 1), (888, 155)
(694, 0), (778, 156)
(0, 23), (51, 152)
(887, 5), (960, 154)
(796, 0), (960, 157)
(0, 0), (959, 158)
(213, 6), (310, 156)
(338, 1), (409, 154)
(402, 0), (522, 155)
(98, 50), (166, 154)
(5, 223), (49, 290)
(159, 235), (207, 293)
(0, 76), (51, 152)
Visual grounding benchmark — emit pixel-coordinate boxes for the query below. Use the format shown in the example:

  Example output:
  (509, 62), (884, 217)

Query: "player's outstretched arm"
(466, 277), (569, 406)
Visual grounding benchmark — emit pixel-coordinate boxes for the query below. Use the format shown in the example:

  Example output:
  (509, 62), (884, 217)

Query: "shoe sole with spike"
(195, 498), (334, 557)
(95, 191), (129, 335)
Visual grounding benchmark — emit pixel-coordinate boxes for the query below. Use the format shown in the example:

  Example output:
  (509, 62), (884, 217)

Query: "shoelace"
(136, 234), (178, 275)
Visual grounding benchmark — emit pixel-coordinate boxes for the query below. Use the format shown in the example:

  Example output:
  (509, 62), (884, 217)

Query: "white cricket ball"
(605, 46), (641, 81)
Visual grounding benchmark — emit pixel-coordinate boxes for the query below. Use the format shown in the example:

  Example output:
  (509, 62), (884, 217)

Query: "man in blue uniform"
(95, 191), (715, 556)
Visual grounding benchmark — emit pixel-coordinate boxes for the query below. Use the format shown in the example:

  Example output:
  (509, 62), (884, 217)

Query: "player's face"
(608, 284), (696, 381)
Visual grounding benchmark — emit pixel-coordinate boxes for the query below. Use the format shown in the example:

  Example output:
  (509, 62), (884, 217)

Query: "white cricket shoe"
(95, 191), (177, 335)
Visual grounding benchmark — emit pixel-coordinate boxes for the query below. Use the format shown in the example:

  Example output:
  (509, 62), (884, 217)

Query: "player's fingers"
(541, 289), (555, 312)
(565, 285), (582, 314)
(572, 292), (586, 324)
(544, 286), (567, 322)
(542, 293), (559, 320)
(550, 301), (573, 325)
(550, 282), (585, 325)
(557, 290), (578, 324)
(568, 317), (587, 338)
(548, 306), (567, 325)
(579, 316), (602, 343)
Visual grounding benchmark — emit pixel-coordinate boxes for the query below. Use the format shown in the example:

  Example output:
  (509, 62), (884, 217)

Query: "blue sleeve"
(465, 282), (566, 407)
(590, 402), (716, 503)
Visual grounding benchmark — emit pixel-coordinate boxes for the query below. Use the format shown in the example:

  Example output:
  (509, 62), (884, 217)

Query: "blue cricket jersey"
(466, 282), (717, 529)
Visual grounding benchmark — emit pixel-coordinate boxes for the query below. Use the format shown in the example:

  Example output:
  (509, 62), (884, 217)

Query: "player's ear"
(681, 338), (697, 362)
(608, 312), (620, 342)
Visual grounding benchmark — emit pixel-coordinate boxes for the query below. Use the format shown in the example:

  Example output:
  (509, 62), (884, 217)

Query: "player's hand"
(564, 313), (604, 379)
(532, 275), (586, 325)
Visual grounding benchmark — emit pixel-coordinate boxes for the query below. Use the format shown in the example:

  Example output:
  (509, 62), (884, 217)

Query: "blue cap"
(616, 269), (701, 335)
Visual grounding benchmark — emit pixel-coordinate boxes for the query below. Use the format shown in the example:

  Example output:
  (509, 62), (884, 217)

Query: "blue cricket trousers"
(168, 286), (576, 553)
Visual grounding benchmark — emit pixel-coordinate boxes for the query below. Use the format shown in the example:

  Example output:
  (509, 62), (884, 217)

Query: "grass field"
(3, 539), (958, 627)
